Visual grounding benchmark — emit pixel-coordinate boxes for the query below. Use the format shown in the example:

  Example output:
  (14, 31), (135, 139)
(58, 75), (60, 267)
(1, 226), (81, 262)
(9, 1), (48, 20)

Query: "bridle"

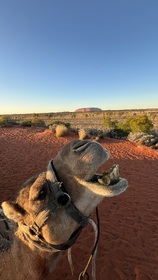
(20, 160), (89, 252)
(19, 160), (100, 279)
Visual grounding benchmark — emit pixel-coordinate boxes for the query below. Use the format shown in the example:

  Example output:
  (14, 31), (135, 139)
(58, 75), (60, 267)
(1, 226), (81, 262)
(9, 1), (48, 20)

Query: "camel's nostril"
(73, 141), (91, 152)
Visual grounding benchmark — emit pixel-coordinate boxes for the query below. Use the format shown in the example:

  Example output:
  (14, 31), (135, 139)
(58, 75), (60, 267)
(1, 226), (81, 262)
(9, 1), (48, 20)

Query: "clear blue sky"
(0, 0), (158, 114)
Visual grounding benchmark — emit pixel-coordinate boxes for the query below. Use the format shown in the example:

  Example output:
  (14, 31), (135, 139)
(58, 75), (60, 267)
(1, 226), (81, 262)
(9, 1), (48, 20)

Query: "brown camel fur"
(0, 140), (128, 280)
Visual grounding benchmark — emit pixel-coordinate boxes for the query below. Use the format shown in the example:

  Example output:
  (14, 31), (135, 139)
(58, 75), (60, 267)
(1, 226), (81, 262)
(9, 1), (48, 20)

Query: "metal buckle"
(57, 193), (71, 206)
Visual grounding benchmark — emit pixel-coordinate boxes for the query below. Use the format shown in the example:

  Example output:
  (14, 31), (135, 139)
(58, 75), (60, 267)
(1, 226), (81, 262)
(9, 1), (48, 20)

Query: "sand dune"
(0, 127), (158, 280)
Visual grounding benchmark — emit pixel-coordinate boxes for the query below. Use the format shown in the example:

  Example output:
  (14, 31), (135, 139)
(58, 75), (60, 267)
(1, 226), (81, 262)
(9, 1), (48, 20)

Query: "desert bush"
(0, 116), (17, 127)
(114, 128), (129, 138)
(49, 120), (71, 128)
(104, 116), (153, 139)
(129, 115), (153, 134)
(78, 128), (87, 140)
(106, 128), (128, 139)
(88, 128), (107, 139)
(20, 118), (46, 127)
(64, 122), (71, 128)
(55, 124), (68, 137)
(88, 128), (102, 136)
(20, 119), (32, 127)
(103, 117), (129, 138)
(103, 117), (116, 129)
(0, 116), (9, 126)
(49, 120), (62, 126)
(31, 117), (46, 127)
(116, 119), (131, 135)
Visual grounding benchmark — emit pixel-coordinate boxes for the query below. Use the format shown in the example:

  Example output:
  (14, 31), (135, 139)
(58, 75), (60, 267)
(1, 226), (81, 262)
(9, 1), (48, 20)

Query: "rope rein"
(67, 207), (100, 280)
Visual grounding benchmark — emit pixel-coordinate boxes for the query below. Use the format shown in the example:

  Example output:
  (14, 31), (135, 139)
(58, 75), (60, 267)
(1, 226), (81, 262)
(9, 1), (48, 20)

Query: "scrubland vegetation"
(103, 115), (153, 135)
(0, 109), (158, 148)
(1, 109), (158, 128)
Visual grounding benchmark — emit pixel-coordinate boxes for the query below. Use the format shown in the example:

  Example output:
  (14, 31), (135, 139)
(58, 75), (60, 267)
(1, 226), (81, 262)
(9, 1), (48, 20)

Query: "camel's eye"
(37, 187), (47, 200)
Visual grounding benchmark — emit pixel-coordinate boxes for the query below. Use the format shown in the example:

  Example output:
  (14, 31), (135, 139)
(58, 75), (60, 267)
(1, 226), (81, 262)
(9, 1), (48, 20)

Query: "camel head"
(2, 140), (128, 250)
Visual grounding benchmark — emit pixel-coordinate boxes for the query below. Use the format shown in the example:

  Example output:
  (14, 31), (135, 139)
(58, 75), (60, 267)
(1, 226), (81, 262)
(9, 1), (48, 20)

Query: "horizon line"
(1, 107), (158, 116)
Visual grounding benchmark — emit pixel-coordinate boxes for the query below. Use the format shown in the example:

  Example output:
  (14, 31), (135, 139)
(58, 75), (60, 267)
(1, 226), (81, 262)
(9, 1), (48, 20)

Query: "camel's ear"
(46, 161), (58, 182)
(2, 201), (25, 223)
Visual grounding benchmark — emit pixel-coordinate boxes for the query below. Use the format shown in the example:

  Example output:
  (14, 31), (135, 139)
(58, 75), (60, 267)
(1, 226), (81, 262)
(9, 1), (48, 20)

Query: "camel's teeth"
(98, 177), (111, 186)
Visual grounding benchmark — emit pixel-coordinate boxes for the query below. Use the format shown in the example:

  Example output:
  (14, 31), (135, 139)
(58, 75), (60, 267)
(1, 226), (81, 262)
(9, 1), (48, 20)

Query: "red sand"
(0, 127), (158, 280)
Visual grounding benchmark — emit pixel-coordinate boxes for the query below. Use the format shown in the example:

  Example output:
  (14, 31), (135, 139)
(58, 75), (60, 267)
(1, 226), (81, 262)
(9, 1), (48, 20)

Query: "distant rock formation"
(75, 107), (102, 112)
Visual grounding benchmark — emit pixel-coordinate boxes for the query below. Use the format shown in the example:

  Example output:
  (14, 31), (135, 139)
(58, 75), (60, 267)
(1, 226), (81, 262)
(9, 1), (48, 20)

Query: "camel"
(0, 139), (128, 280)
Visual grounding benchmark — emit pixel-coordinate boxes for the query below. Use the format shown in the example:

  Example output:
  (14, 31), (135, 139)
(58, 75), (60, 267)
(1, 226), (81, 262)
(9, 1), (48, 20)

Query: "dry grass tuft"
(78, 128), (87, 140)
(55, 124), (68, 137)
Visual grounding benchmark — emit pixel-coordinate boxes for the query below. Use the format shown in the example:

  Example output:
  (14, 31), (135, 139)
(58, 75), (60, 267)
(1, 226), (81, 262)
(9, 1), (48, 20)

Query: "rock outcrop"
(75, 107), (102, 112)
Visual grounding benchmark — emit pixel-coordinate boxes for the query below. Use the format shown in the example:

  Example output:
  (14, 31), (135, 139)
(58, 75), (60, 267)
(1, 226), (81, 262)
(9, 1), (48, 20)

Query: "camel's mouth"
(87, 164), (128, 196)
(90, 164), (120, 186)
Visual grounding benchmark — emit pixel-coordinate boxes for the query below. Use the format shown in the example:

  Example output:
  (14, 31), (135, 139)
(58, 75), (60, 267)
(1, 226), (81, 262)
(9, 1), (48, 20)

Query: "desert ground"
(0, 127), (158, 280)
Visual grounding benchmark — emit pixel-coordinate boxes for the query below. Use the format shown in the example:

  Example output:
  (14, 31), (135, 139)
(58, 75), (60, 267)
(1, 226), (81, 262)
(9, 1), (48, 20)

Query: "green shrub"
(113, 128), (129, 138)
(0, 116), (9, 126)
(129, 115), (153, 134)
(64, 122), (71, 128)
(31, 117), (46, 127)
(49, 120), (71, 128)
(116, 119), (131, 135)
(0, 116), (17, 127)
(103, 115), (153, 138)
(103, 117), (116, 129)
(21, 118), (46, 127)
(20, 119), (32, 127)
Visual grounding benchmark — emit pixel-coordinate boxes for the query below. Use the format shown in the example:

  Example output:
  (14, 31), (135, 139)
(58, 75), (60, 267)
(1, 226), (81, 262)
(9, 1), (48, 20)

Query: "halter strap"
(20, 222), (83, 252)
(50, 160), (89, 227)
(19, 161), (89, 252)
